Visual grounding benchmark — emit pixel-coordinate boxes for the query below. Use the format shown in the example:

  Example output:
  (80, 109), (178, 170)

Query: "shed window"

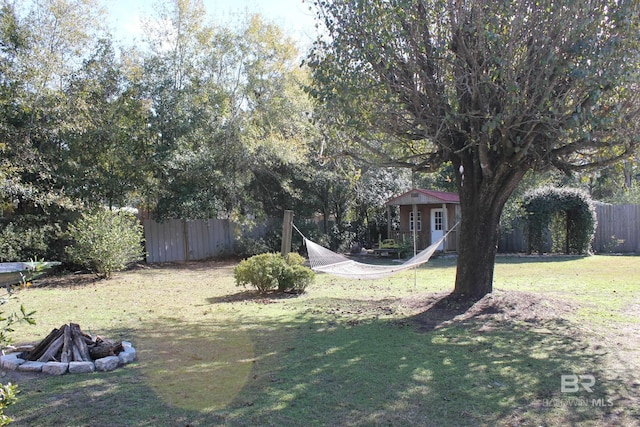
(433, 209), (443, 231)
(410, 210), (422, 231)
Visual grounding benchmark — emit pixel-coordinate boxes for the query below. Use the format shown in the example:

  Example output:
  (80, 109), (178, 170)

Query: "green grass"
(1, 255), (639, 426)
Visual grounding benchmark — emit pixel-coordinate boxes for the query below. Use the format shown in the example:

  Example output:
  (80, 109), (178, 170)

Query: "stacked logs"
(22, 323), (123, 363)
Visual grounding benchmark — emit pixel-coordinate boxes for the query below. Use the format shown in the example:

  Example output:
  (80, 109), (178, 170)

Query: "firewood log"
(25, 327), (62, 361)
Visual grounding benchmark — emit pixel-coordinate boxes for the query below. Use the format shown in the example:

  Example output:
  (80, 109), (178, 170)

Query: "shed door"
(431, 208), (444, 250)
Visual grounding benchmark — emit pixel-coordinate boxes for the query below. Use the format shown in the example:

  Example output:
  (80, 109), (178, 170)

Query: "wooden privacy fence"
(144, 218), (270, 263)
(499, 204), (640, 253)
(144, 204), (639, 263)
(144, 218), (236, 263)
(592, 204), (640, 253)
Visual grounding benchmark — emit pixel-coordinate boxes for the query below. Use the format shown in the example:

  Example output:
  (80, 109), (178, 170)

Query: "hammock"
(296, 224), (457, 280)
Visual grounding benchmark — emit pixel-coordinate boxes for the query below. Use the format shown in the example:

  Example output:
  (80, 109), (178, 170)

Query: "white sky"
(106, 0), (319, 48)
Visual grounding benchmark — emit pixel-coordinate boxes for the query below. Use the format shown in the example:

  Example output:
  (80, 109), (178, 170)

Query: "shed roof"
(385, 188), (460, 206)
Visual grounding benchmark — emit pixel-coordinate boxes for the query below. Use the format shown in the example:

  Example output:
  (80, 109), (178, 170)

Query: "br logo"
(561, 374), (595, 393)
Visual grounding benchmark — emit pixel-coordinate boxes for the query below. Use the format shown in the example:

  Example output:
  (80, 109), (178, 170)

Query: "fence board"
(144, 219), (187, 263)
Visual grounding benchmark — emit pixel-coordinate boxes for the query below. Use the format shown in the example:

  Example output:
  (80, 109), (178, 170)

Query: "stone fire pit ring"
(0, 341), (137, 375)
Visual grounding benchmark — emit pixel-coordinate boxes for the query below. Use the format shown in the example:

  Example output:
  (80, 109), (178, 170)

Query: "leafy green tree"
(1, 0), (107, 204)
(142, 3), (315, 223)
(308, 0), (640, 298)
(353, 166), (412, 244)
(0, 3), (35, 210)
(10, 0), (107, 172)
(295, 157), (358, 249)
(0, 3), (79, 264)
(61, 39), (153, 209)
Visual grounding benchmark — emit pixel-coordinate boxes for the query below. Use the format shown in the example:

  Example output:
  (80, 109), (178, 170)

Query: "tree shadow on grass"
(206, 290), (302, 304)
(423, 254), (592, 271)
(208, 292), (626, 426)
(5, 294), (634, 427)
(493, 255), (590, 264)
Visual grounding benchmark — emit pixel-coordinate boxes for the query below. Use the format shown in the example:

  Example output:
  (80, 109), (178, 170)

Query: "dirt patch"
(402, 290), (580, 332)
(29, 271), (101, 288)
(0, 366), (40, 384)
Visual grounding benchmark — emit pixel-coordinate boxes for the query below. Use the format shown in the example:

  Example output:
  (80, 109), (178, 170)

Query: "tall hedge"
(523, 187), (597, 255)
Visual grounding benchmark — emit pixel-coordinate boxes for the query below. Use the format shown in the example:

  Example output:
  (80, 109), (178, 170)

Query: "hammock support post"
(281, 210), (294, 257)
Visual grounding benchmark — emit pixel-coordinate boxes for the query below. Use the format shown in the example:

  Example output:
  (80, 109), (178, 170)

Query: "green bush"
(285, 252), (306, 267)
(234, 236), (273, 258)
(0, 221), (65, 263)
(278, 264), (314, 294)
(66, 209), (145, 279)
(234, 253), (284, 294)
(234, 252), (314, 295)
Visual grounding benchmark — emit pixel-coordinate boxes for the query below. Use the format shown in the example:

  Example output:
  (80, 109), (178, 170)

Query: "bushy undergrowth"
(0, 213), (74, 263)
(66, 209), (145, 279)
(234, 252), (314, 294)
(234, 236), (273, 258)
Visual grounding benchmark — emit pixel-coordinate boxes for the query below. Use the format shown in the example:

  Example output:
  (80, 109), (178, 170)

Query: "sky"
(107, 0), (319, 48)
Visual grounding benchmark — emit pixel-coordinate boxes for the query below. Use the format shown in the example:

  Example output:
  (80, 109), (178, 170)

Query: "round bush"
(285, 252), (306, 267)
(234, 252), (314, 295)
(66, 209), (145, 278)
(234, 253), (284, 294)
(278, 264), (315, 294)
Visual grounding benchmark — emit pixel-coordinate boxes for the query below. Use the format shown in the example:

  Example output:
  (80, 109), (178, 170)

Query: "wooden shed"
(385, 188), (460, 252)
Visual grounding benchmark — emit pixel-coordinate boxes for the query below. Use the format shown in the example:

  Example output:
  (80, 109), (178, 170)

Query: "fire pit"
(0, 323), (136, 375)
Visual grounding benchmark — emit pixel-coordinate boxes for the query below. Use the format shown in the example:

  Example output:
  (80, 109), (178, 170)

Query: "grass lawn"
(1, 254), (639, 426)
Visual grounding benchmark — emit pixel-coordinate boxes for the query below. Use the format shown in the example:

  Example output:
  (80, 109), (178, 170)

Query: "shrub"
(278, 264), (314, 294)
(285, 252), (306, 267)
(397, 238), (415, 258)
(0, 221), (65, 263)
(234, 236), (272, 258)
(234, 253), (284, 294)
(66, 209), (145, 279)
(234, 252), (314, 295)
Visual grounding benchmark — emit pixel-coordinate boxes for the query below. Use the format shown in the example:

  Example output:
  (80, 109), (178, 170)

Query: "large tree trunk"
(453, 195), (504, 299)
(451, 158), (527, 300)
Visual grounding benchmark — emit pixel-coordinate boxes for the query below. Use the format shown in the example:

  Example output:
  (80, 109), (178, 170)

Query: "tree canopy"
(308, 0), (640, 298)
(1, 0), (402, 262)
(1, 0), (639, 271)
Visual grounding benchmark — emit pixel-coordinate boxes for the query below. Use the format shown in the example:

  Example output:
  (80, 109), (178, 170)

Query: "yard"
(1, 255), (639, 426)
